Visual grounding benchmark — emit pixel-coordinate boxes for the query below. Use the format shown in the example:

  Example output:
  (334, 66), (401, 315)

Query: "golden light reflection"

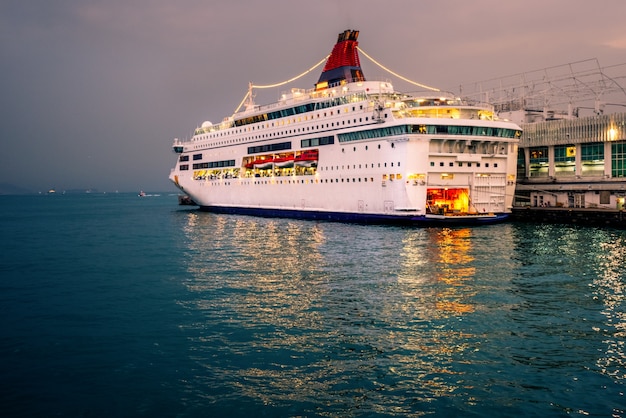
(179, 215), (483, 409)
(431, 228), (475, 315)
(594, 236), (626, 380)
(391, 227), (481, 400)
(396, 228), (478, 318)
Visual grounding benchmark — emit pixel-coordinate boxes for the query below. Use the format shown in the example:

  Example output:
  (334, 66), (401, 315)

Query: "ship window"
(449, 162), (453, 167)
(485, 163), (489, 167)
(440, 162), (444, 167)
(494, 163), (498, 168)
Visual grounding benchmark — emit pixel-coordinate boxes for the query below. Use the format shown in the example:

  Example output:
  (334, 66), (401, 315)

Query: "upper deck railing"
(176, 82), (500, 143)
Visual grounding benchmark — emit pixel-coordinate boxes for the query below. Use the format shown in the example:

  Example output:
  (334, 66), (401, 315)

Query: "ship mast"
(244, 82), (256, 111)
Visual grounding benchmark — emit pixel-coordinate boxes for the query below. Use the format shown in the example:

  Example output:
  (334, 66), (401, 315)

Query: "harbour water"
(1, 193), (625, 417)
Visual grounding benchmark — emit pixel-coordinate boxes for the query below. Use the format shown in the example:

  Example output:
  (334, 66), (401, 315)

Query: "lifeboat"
(294, 150), (318, 167)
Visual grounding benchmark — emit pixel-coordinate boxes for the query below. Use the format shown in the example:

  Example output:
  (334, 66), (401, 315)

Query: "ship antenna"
(244, 82), (256, 111)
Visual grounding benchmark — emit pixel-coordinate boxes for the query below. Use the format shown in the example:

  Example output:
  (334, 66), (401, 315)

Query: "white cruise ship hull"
(169, 30), (520, 226)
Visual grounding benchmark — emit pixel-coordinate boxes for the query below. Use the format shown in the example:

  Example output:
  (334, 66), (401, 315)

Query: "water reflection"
(593, 231), (626, 381)
(509, 224), (626, 415)
(174, 214), (626, 415)
(398, 228), (478, 316)
(429, 228), (476, 315)
(176, 213), (505, 414)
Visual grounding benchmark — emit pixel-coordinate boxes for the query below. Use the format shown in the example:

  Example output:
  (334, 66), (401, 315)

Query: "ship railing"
(460, 99), (496, 111)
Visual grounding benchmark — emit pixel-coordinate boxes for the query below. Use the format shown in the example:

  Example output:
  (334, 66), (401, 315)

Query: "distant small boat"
(138, 191), (146, 197)
(47, 189), (56, 194)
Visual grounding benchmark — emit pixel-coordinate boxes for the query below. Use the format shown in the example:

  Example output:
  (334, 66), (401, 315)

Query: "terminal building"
(516, 112), (626, 210)
(462, 59), (626, 212)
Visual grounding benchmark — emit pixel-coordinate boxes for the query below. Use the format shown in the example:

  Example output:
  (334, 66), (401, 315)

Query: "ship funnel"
(315, 29), (365, 90)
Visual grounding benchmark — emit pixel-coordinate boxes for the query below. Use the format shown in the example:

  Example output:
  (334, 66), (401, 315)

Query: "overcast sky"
(2, 0), (625, 193)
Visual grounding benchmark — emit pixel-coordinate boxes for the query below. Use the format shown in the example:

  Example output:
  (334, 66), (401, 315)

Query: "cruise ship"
(169, 30), (522, 224)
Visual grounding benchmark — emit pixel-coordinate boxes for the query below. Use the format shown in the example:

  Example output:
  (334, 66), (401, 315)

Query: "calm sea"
(1, 193), (625, 417)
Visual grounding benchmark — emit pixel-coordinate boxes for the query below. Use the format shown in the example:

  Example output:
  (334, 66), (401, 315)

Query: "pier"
(511, 206), (626, 228)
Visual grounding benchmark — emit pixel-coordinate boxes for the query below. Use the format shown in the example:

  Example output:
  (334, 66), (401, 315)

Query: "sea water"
(0, 193), (625, 417)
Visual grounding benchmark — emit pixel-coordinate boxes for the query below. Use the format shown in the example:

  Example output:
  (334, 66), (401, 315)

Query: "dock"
(511, 206), (626, 228)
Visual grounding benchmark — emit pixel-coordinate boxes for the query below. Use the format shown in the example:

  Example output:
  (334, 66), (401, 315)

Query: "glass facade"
(581, 143), (604, 176)
(529, 146), (549, 177)
(611, 141), (626, 178)
(554, 144), (576, 176)
(517, 148), (526, 178)
(337, 124), (521, 143)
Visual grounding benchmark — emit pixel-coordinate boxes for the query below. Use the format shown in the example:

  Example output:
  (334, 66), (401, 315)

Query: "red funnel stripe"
(322, 30), (361, 72)
(316, 30), (365, 89)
